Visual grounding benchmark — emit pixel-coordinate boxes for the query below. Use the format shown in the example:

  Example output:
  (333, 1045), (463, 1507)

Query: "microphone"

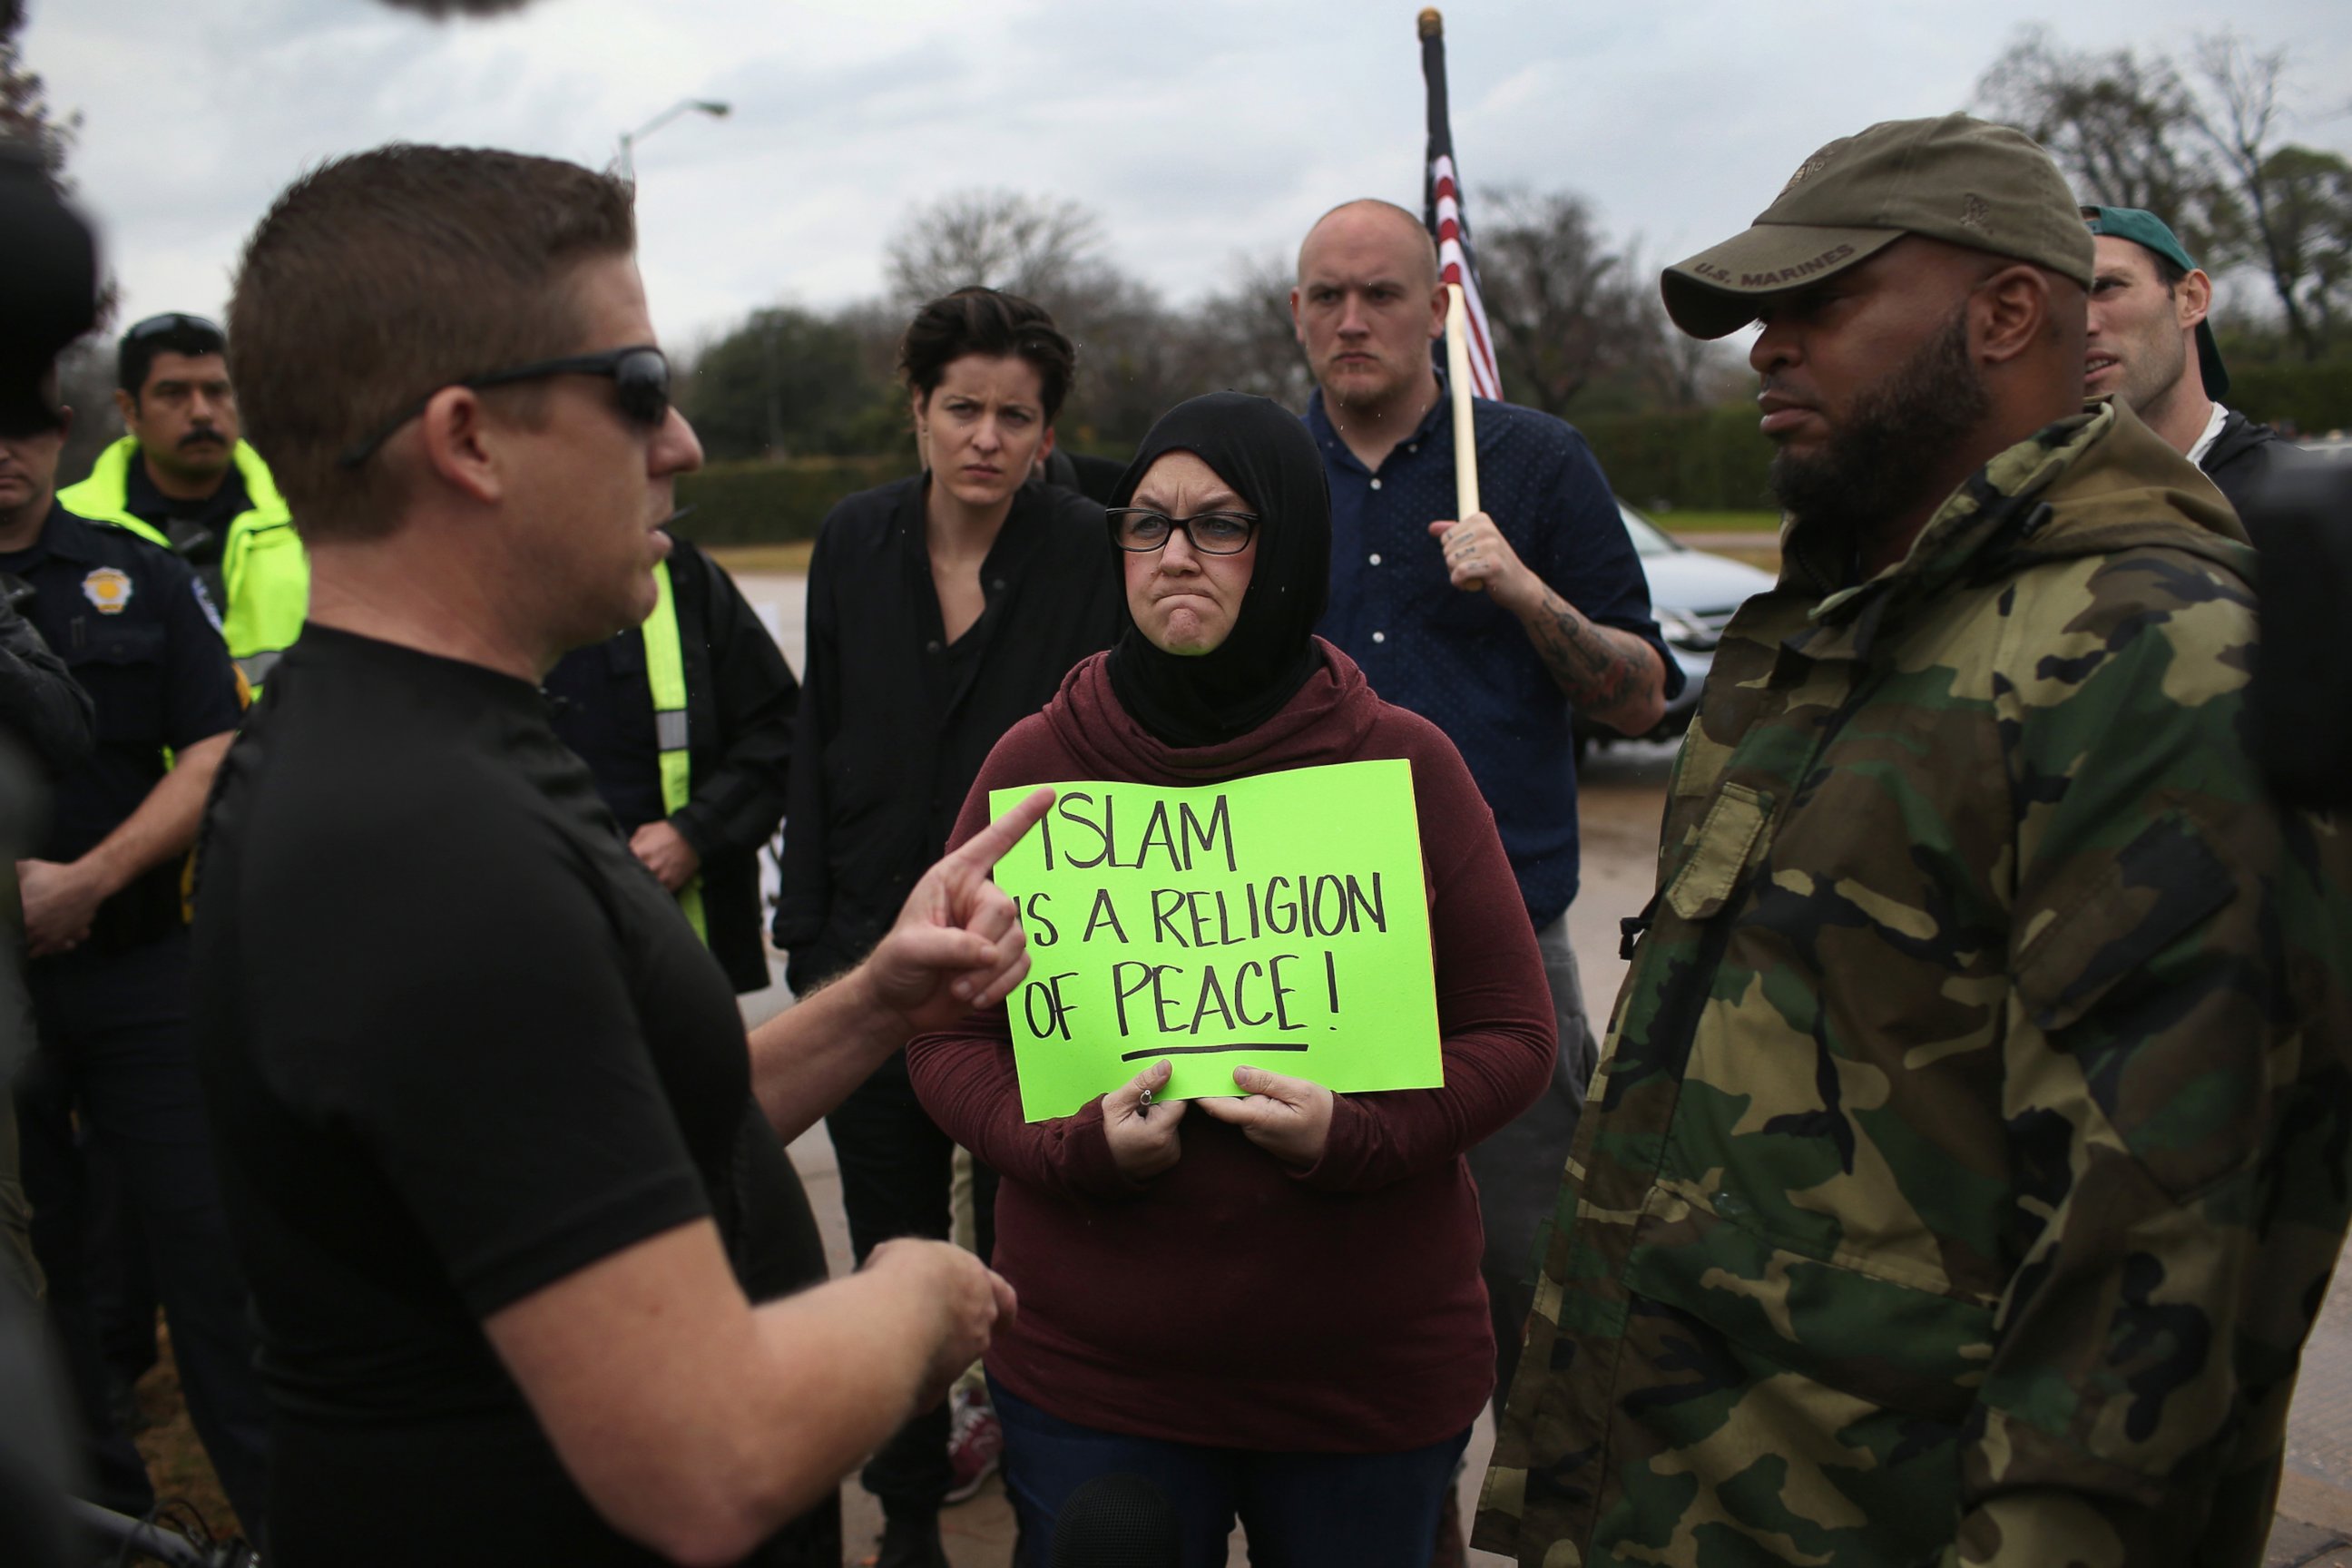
(2241, 462), (2352, 810)
(1048, 1473), (1182, 1568)
(0, 140), (97, 439)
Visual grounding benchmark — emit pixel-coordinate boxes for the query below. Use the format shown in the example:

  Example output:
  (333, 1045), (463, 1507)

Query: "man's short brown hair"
(228, 144), (635, 541)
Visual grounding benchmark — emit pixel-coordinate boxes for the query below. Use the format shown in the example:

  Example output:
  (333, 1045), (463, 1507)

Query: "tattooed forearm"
(1520, 587), (1667, 730)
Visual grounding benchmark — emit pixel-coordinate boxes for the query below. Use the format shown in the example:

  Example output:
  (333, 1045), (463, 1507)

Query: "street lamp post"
(615, 98), (730, 183)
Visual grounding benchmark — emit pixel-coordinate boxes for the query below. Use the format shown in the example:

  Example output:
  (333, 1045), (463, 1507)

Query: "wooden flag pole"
(1445, 281), (1484, 587)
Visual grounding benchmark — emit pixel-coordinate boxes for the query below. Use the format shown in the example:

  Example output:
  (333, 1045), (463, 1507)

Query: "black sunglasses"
(338, 345), (672, 469)
(1107, 508), (1259, 555)
(124, 311), (225, 342)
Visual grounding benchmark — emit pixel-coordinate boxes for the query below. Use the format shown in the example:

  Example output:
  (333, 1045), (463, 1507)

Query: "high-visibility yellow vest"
(58, 436), (309, 689)
(642, 558), (706, 941)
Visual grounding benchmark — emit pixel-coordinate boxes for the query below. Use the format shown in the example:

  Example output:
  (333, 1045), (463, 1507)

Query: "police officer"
(544, 528), (798, 995)
(0, 399), (269, 1525)
(57, 313), (306, 687)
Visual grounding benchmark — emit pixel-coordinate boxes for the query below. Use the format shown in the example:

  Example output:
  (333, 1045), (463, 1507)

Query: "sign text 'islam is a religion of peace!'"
(985, 760), (1442, 1121)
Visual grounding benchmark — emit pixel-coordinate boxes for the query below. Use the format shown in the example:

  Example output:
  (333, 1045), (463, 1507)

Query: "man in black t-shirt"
(197, 145), (1040, 1567)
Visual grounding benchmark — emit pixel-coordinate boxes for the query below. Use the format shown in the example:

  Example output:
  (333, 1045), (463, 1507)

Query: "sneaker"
(943, 1383), (1003, 1504)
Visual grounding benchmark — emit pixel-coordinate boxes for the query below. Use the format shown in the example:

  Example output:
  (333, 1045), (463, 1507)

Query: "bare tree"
(1975, 24), (2352, 360)
(883, 190), (1104, 309)
(1618, 240), (1745, 411)
(2188, 34), (2341, 358)
(1472, 187), (1664, 416)
(1184, 251), (1314, 410)
(51, 337), (119, 486)
(1, 0), (81, 190)
(1974, 26), (2237, 261)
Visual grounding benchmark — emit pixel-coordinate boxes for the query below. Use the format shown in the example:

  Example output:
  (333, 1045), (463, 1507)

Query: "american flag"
(1419, 9), (1503, 400)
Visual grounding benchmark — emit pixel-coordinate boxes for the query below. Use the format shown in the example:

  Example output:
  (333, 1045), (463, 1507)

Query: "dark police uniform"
(1, 501), (268, 1523)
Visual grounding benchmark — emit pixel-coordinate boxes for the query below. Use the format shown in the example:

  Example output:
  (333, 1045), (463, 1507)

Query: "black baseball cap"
(2081, 206), (2230, 401)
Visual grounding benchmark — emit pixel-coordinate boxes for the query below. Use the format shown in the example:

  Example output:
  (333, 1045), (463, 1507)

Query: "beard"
(2115, 323), (2191, 427)
(1768, 305), (1989, 553)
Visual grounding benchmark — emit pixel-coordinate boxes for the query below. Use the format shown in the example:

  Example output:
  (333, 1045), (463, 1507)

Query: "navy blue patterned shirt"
(1308, 382), (1679, 927)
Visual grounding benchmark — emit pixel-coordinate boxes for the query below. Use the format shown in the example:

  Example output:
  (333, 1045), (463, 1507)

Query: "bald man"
(1291, 199), (1679, 1417)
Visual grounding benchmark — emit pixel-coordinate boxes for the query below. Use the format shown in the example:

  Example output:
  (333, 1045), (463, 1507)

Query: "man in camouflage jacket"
(1475, 114), (2352, 1568)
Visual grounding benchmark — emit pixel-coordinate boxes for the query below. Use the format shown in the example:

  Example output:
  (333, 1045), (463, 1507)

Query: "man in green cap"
(2082, 205), (2308, 515)
(1474, 113), (2352, 1568)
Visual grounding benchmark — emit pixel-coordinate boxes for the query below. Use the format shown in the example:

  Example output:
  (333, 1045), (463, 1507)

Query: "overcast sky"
(24, 0), (2352, 351)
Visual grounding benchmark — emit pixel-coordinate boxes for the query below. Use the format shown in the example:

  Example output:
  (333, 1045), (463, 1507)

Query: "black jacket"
(0, 597), (93, 783)
(547, 534), (798, 993)
(774, 475), (1120, 992)
(2202, 408), (2312, 518)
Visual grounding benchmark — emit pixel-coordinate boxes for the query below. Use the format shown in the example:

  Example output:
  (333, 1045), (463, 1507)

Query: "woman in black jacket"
(772, 287), (1119, 1568)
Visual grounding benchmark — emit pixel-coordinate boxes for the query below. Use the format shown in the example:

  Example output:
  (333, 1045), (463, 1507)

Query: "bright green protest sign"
(987, 759), (1441, 1122)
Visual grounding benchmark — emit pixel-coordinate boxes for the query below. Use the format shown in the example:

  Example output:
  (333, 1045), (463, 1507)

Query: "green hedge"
(671, 358), (2352, 543)
(675, 418), (1773, 533)
(2229, 360), (2352, 435)
(1579, 355), (2352, 511)
(671, 456), (906, 546)
(1579, 406), (1777, 514)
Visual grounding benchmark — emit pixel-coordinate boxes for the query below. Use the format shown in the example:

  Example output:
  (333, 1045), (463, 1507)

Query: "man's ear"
(1289, 287), (1307, 345)
(412, 386), (504, 505)
(113, 387), (137, 430)
(55, 406), (73, 441)
(2178, 268), (2214, 331)
(1975, 264), (2052, 368)
(1426, 281), (1447, 343)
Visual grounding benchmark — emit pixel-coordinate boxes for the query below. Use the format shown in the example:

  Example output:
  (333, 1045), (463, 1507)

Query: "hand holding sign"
(1103, 1058), (1188, 1179)
(1192, 1065), (1334, 1167)
(989, 760), (1443, 1120)
(868, 785), (1057, 1034)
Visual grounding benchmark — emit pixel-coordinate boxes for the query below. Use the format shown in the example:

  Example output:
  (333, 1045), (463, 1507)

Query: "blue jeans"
(990, 1377), (1470, 1568)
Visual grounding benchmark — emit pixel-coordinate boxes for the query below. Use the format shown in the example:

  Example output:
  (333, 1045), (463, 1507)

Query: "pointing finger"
(943, 786), (1055, 882)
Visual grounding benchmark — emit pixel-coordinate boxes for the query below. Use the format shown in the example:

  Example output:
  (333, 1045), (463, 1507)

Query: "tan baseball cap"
(1661, 113), (2095, 339)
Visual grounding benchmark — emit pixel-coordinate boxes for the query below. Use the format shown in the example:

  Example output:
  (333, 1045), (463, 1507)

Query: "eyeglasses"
(1107, 508), (1259, 555)
(337, 345), (672, 469)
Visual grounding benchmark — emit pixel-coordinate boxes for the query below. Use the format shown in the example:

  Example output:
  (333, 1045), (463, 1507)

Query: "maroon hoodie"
(908, 640), (1554, 1453)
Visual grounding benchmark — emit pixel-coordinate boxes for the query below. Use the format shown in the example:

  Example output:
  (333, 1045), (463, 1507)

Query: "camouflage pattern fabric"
(1475, 401), (2352, 1568)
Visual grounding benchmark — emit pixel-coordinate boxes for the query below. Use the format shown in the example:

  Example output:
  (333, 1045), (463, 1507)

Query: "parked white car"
(1576, 502), (1778, 755)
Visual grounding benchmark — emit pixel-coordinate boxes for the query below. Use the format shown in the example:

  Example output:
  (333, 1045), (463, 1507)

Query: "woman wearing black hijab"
(906, 394), (1554, 1566)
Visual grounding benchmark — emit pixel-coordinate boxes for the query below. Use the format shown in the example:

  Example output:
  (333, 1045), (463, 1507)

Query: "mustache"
(179, 429), (227, 448)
